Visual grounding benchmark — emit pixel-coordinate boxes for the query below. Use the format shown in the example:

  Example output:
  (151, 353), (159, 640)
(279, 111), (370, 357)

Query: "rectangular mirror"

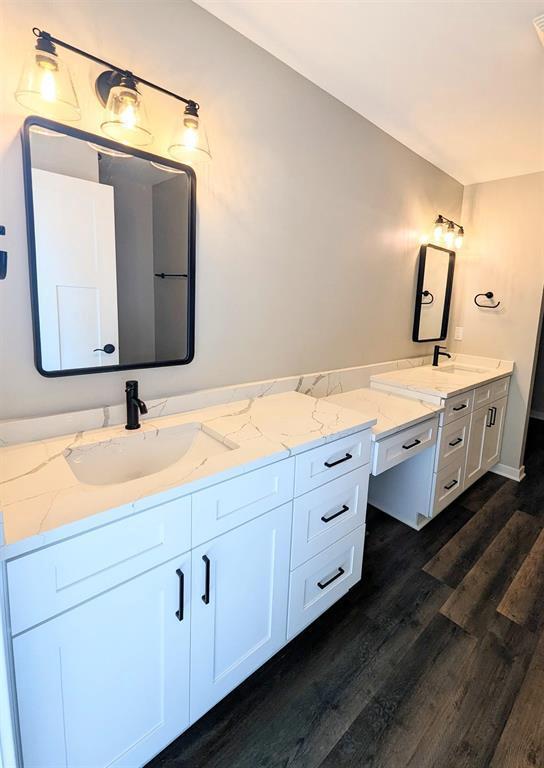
(412, 244), (455, 342)
(22, 117), (196, 377)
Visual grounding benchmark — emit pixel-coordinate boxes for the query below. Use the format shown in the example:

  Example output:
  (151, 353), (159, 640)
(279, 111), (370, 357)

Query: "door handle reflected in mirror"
(93, 344), (116, 354)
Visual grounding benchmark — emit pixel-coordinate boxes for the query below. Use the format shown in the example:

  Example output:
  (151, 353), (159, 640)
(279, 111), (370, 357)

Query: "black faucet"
(432, 345), (452, 367)
(125, 380), (148, 430)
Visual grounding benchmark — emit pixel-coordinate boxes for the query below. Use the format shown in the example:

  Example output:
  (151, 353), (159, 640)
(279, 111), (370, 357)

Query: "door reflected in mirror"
(412, 244), (455, 342)
(22, 117), (195, 376)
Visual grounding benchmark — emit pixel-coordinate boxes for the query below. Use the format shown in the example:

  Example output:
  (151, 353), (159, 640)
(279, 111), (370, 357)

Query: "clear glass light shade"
(444, 224), (456, 248)
(454, 228), (464, 250)
(168, 114), (211, 164)
(432, 219), (445, 242)
(15, 48), (80, 121)
(101, 83), (152, 146)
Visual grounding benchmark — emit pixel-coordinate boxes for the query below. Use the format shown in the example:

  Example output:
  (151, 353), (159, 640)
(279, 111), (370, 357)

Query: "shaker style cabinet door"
(190, 503), (292, 724)
(464, 405), (490, 487)
(13, 556), (191, 768)
(483, 397), (507, 470)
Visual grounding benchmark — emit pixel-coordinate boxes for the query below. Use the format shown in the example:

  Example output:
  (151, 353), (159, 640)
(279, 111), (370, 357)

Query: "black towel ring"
(421, 290), (434, 305)
(474, 291), (501, 309)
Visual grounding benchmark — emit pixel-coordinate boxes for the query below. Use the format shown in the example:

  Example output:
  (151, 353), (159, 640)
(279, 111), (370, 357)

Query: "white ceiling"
(195, 0), (544, 185)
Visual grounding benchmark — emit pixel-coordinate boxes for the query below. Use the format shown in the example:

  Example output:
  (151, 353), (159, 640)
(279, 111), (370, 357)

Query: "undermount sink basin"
(65, 422), (232, 486)
(435, 364), (489, 374)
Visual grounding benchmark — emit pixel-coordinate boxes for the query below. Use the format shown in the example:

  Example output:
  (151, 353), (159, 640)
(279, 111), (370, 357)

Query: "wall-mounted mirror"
(412, 244), (455, 342)
(22, 117), (195, 377)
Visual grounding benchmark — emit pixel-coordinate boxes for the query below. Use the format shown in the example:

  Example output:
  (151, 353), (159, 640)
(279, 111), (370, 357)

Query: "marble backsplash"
(0, 355), (434, 446)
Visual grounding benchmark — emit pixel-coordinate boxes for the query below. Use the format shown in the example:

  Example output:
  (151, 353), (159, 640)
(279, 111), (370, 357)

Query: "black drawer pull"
(321, 505), (349, 523)
(444, 479), (458, 490)
(452, 403), (467, 411)
(402, 438), (421, 450)
(490, 406), (497, 426)
(317, 567), (345, 590)
(202, 555), (211, 605)
(448, 437), (463, 447)
(175, 568), (184, 621)
(324, 452), (352, 468)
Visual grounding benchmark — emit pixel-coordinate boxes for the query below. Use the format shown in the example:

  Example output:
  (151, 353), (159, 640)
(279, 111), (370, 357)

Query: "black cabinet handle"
(93, 344), (116, 354)
(444, 479), (458, 490)
(202, 555), (211, 604)
(402, 438), (421, 450)
(324, 452), (352, 468)
(452, 403), (467, 412)
(317, 567), (345, 590)
(486, 407), (495, 428)
(448, 437), (463, 447)
(321, 504), (349, 523)
(490, 406), (497, 426)
(175, 568), (184, 621)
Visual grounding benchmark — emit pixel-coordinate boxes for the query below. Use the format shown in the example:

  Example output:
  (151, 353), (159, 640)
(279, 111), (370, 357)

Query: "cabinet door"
(190, 503), (292, 724)
(464, 405), (491, 487)
(483, 397), (507, 470)
(13, 556), (191, 768)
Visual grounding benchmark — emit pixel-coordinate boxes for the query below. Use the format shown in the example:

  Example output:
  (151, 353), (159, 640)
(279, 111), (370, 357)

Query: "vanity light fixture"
(16, 28), (210, 160)
(431, 215), (464, 250)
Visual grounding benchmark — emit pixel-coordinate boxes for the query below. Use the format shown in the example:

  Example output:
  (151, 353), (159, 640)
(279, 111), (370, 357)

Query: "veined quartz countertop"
(370, 357), (514, 399)
(0, 391), (376, 555)
(323, 388), (443, 440)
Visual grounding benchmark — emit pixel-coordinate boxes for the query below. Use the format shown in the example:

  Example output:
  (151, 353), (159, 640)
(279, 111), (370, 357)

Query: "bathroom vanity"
(327, 356), (513, 529)
(0, 392), (375, 768)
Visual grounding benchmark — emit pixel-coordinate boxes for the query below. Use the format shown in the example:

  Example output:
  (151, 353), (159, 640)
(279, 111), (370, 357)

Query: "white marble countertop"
(0, 391), (376, 555)
(323, 388), (443, 440)
(370, 355), (514, 399)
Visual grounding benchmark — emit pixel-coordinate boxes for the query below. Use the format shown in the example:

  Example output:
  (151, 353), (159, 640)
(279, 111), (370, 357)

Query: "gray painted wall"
(0, 0), (462, 419)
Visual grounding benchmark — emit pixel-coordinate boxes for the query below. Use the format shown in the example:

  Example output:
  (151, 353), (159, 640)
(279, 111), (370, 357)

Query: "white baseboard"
(490, 463), (526, 482)
(530, 409), (544, 421)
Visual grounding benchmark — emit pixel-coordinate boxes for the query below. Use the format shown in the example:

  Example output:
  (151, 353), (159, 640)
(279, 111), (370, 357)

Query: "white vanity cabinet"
(189, 503), (292, 722)
(4, 428), (372, 768)
(13, 555), (192, 768)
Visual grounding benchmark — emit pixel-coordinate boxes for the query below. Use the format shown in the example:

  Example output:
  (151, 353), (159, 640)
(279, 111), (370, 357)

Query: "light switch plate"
(454, 327), (464, 341)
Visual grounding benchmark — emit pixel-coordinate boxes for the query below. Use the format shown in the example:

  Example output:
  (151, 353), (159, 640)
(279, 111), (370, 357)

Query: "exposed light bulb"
(433, 216), (445, 242)
(40, 68), (57, 102)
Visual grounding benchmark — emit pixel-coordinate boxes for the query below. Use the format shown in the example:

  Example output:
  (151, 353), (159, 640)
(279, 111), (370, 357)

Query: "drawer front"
(192, 458), (294, 546)
(372, 417), (438, 476)
(440, 390), (475, 425)
(435, 413), (470, 472)
(291, 467), (369, 569)
(287, 526), (365, 640)
(491, 377), (510, 401)
(474, 383), (492, 409)
(430, 461), (465, 517)
(7, 495), (191, 635)
(294, 431), (371, 496)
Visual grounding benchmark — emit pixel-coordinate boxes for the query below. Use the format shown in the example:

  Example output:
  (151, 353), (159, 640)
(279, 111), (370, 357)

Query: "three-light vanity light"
(15, 28), (211, 162)
(432, 215), (464, 250)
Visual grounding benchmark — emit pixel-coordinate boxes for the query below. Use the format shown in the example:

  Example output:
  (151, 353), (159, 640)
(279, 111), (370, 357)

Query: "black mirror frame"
(412, 243), (455, 343)
(21, 115), (196, 378)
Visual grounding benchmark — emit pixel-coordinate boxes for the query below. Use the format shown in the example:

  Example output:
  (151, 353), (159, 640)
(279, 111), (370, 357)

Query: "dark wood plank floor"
(148, 419), (544, 768)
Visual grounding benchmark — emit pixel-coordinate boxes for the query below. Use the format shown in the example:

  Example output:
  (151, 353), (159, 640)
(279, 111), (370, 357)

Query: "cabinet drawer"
(287, 526), (364, 640)
(291, 467), (369, 569)
(372, 417), (438, 476)
(435, 414), (470, 472)
(192, 458), (294, 546)
(430, 460), (465, 517)
(491, 377), (510, 400)
(294, 431), (371, 496)
(440, 390), (474, 425)
(7, 495), (191, 635)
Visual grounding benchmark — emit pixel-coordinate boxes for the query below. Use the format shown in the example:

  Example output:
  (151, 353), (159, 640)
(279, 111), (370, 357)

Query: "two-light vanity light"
(432, 215), (464, 250)
(15, 28), (211, 162)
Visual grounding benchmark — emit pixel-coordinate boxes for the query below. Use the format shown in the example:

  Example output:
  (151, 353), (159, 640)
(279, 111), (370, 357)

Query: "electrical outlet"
(454, 327), (464, 341)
